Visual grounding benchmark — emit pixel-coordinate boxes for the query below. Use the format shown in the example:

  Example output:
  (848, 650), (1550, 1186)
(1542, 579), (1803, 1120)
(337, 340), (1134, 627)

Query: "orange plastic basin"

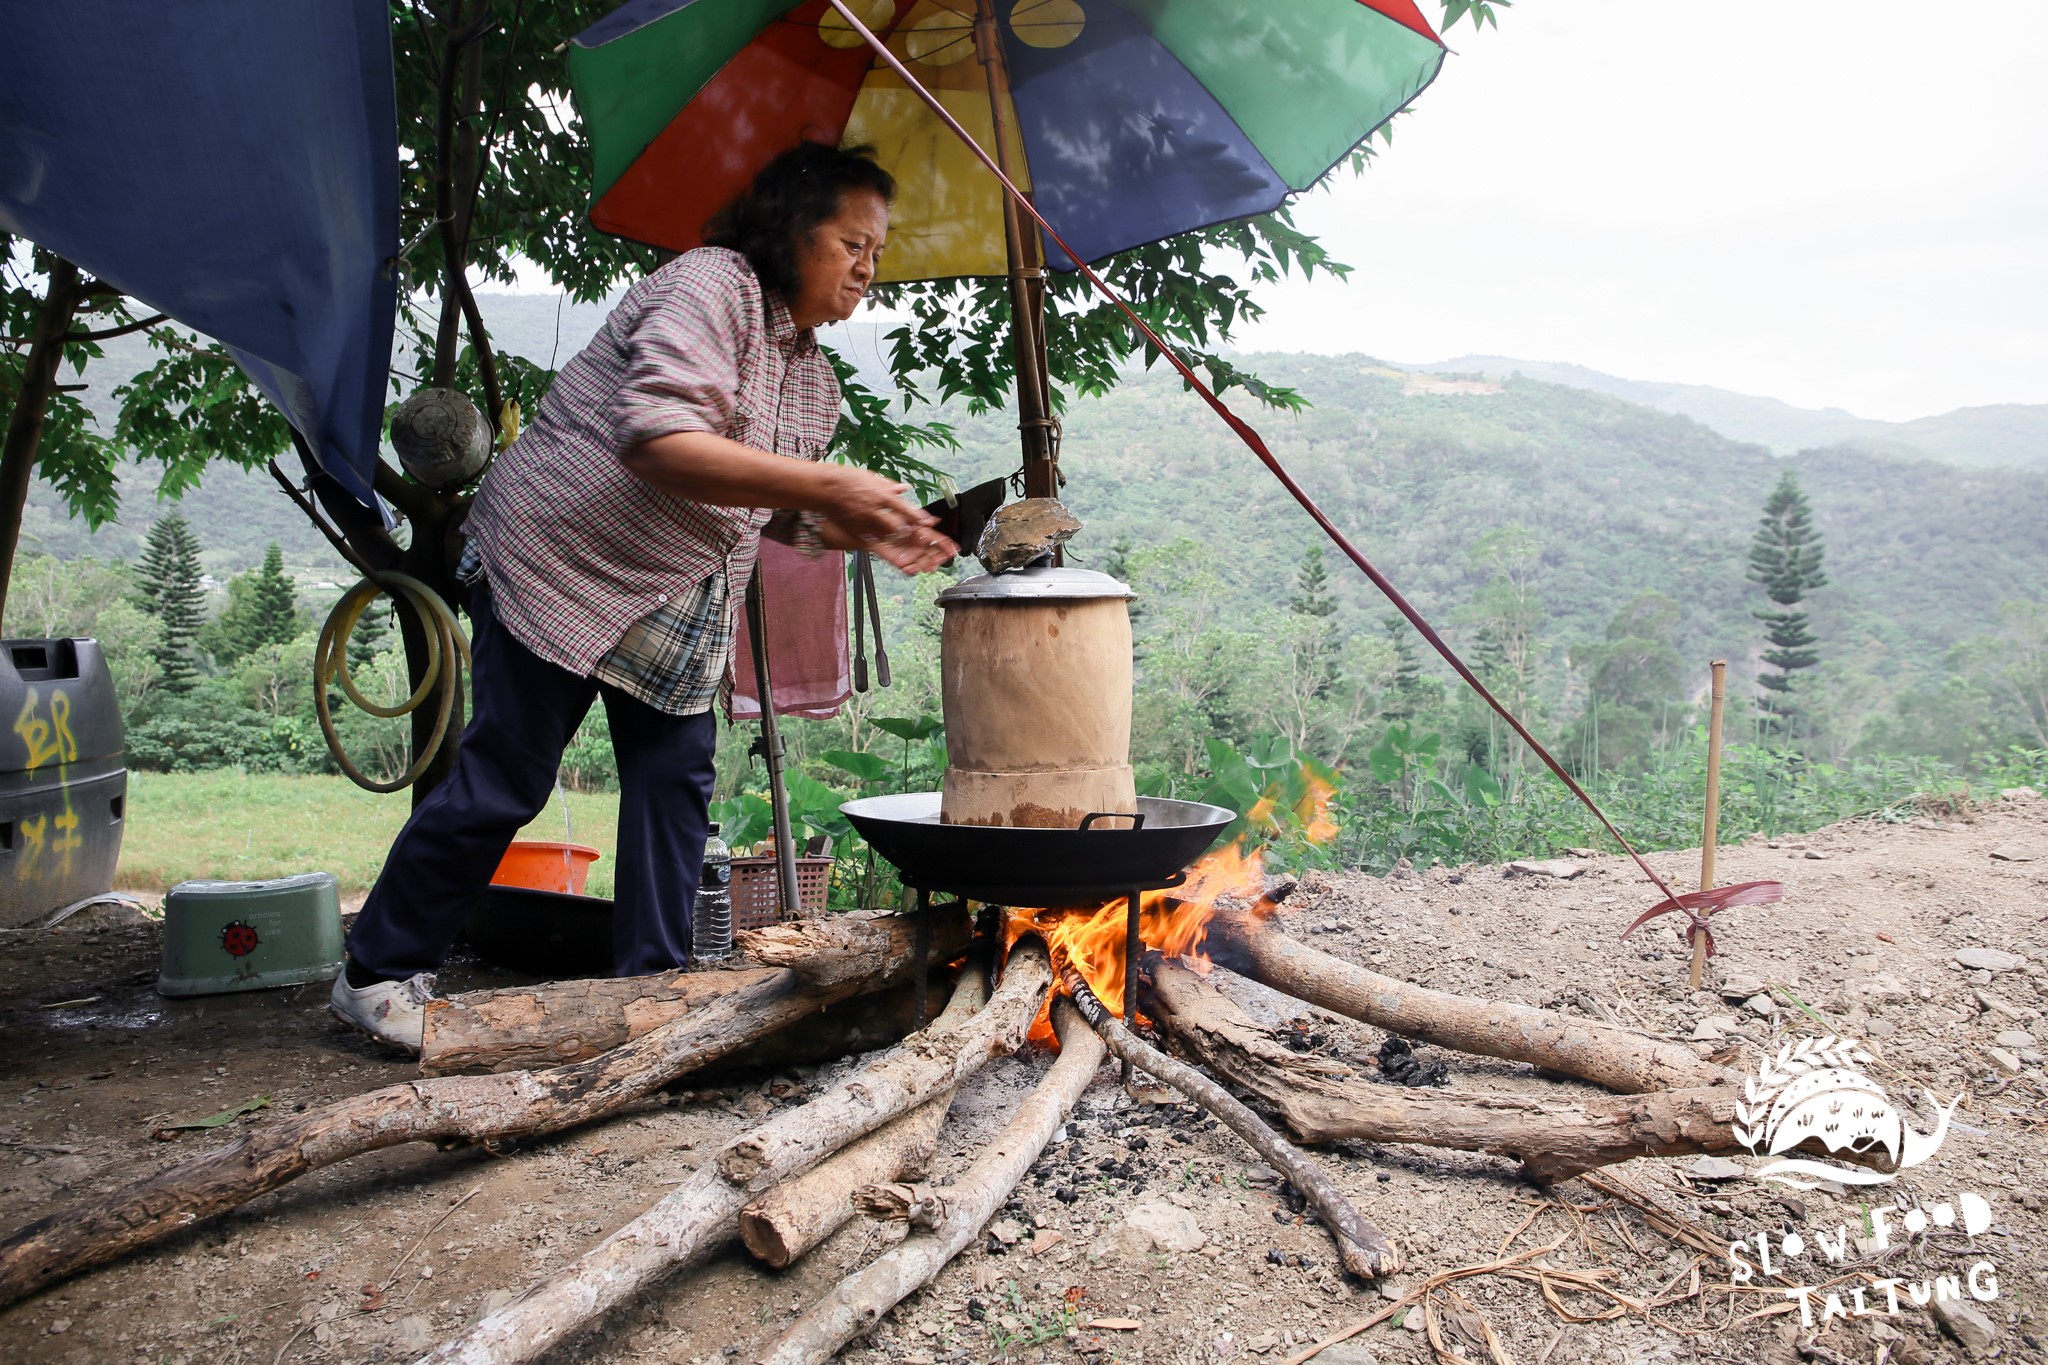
(490, 840), (601, 896)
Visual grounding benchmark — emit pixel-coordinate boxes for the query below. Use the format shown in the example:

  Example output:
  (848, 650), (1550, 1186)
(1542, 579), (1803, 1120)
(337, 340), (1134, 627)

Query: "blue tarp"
(0, 1), (399, 508)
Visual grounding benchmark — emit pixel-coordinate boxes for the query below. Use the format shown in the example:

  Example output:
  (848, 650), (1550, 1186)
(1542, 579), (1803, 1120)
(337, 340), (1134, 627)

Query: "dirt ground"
(1, 791), (2044, 1365)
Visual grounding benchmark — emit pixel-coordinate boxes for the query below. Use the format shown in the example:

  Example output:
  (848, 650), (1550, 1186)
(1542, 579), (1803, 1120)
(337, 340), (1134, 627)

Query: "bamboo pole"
(1690, 659), (1728, 991)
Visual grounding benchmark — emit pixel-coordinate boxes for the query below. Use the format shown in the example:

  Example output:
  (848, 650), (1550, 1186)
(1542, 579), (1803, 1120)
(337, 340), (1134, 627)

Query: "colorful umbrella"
(570, 0), (1446, 284)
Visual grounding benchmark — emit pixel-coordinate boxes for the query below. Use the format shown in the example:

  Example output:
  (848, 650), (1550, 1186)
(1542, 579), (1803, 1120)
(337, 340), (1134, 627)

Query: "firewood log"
(754, 998), (1107, 1365)
(0, 914), (954, 1310)
(1060, 967), (1401, 1280)
(736, 968), (989, 1268)
(1205, 907), (1728, 1094)
(422, 912), (970, 1074)
(1146, 956), (1741, 1182)
(419, 940), (1053, 1365)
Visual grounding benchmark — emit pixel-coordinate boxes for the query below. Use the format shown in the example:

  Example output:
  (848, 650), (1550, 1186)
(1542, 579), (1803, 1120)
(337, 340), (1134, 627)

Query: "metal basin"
(841, 792), (1234, 905)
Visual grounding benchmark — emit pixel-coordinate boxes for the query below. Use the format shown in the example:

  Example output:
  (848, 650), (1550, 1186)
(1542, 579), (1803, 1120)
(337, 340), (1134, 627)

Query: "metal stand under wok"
(842, 794), (1234, 1086)
(904, 869), (1187, 1084)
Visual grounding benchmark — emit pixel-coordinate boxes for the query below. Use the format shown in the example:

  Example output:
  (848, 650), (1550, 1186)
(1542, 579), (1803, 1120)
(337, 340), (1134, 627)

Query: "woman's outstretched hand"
(815, 467), (956, 573)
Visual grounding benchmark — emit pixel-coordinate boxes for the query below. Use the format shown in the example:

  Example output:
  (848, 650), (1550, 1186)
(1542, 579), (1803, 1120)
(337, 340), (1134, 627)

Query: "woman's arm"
(621, 431), (955, 572)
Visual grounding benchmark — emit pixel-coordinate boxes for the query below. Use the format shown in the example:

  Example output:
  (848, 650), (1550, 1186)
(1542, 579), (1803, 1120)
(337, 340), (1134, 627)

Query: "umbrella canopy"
(571, 0), (1445, 283)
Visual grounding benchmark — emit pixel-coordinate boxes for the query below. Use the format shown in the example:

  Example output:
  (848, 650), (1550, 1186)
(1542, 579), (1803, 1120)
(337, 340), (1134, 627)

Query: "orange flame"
(1298, 770), (1339, 846)
(1005, 840), (1269, 1045)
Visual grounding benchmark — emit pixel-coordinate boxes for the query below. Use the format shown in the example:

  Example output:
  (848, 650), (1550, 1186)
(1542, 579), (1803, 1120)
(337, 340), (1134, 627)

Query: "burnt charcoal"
(1279, 1182), (1307, 1214)
(985, 1233), (1008, 1255)
(1279, 1020), (1333, 1054)
(967, 1298), (987, 1321)
(1055, 1186), (1079, 1203)
(1128, 1135), (1149, 1151)
(1376, 1172), (1392, 1183)
(1266, 1249), (1286, 1265)
(1375, 1035), (1450, 1087)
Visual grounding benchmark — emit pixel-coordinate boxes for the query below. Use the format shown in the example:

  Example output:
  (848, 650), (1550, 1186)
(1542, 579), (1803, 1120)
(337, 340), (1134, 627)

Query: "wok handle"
(1077, 811), (1145, 832)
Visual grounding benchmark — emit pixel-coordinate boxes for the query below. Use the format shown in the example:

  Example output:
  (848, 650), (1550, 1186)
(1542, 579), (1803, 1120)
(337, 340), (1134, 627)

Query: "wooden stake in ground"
(1205, 907), (1728, 1094)
(0, 914), (955, 1310)
(736, 969), (989, 1268)
(419, 940), (1055, 1365)
(754, 997), (1108, 1365)
(1058, 965), (1401, 1279)
(1690, 658), (1728, 991)
(1146, 957), (1743, 1183)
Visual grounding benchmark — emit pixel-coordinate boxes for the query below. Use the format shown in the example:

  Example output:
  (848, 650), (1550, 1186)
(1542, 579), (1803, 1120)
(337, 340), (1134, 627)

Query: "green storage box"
(158, 872), (343, 997)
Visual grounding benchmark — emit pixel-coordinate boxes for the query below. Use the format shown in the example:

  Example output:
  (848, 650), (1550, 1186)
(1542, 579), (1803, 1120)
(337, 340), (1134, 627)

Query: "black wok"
(840, 792), (1234, 905)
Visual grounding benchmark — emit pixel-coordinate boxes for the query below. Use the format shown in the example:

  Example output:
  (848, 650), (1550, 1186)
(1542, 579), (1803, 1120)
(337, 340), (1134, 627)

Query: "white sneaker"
(329, 971), (440, 1052)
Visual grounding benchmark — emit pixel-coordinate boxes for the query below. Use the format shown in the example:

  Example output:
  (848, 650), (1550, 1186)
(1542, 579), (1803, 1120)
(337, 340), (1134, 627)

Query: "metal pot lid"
(937, 566), (1135, 604)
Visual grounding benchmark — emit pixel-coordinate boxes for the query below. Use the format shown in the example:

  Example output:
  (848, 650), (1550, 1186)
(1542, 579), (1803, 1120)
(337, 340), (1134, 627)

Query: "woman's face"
(788, 188), (889, 329)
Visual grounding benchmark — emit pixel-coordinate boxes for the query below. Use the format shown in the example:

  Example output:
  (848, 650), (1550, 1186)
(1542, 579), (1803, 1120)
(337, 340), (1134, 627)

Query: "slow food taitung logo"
(1735, 1035), (1961, 1187)
(1724, 1034), (1999, 1330)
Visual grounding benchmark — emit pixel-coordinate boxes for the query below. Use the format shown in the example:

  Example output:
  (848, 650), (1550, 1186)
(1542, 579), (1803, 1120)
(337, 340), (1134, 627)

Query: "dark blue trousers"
(345, 581), (718, 979)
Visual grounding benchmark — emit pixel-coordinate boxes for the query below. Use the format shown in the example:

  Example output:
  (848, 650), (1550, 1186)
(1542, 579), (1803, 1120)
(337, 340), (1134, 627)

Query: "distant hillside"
(922, 355), (2048, 702)
(23, 308), (2047, 710)
(1417, 355), (2048, 470)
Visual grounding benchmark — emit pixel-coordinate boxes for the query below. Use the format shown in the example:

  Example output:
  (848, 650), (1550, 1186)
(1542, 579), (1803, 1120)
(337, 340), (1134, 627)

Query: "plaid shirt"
(463, 247), (837, 713)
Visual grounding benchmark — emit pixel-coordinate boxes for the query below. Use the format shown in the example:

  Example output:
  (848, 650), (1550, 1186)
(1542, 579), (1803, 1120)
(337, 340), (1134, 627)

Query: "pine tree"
(1746, 469), (1828, 729)
(134, 513), (205, 693)
(1382, 612), (1425, 721)
(348, 595), (391, 673)
(1287, 545), (1338, 698)
(246, 543), (301, 651)
(1288, 545), (1337, 619)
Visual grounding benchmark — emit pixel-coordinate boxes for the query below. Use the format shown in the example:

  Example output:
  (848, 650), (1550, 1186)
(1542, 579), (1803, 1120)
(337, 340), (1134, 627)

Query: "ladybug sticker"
(220, 920), (261, 957)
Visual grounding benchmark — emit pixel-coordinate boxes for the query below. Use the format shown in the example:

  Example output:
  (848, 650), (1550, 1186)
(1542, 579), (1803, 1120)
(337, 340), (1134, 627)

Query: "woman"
(331, 142), (955, 1050)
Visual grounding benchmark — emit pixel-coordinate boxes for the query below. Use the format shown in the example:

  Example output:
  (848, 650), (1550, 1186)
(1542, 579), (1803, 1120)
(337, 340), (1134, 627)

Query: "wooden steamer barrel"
(938, 568), (1137, 828)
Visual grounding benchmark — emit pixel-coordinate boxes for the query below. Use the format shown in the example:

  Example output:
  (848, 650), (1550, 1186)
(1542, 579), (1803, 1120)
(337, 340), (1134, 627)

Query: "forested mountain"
(913, 354), (2048, 707)
(1416, 354), (2048, 469)
(28, 303), (2046, 718)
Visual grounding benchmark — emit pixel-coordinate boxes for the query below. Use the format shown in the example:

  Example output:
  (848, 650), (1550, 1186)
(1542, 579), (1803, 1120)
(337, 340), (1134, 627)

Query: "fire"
(1005, 840), (1270, 1045)
(1298, 770), (1339, 846)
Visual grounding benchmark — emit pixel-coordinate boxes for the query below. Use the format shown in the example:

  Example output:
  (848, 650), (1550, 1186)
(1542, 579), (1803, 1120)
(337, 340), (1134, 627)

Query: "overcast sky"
(1230, 0), (2048, 421)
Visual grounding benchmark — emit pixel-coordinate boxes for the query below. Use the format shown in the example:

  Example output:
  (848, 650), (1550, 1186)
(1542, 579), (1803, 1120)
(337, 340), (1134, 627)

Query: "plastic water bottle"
(693, 822), (733, 962)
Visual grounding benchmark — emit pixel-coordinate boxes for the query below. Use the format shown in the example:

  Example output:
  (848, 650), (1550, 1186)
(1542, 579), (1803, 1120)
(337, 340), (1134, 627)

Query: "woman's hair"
(704, 141), (896, 300)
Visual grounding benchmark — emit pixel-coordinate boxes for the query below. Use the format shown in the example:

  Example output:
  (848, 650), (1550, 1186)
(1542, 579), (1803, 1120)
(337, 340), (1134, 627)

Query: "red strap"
(825, 0), (1726, 949)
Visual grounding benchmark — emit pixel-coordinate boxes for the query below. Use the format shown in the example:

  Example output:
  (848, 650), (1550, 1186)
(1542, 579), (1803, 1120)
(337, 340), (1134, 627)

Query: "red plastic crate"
(730, 855), (831, 930)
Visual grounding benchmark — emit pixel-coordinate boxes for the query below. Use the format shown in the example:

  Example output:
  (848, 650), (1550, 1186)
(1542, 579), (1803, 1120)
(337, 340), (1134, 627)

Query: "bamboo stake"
(1690, 659), (1728, 991)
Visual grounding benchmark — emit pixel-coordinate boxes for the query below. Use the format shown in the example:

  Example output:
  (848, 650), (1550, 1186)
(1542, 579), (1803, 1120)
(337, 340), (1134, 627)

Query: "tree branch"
(70, 313), (170, 343)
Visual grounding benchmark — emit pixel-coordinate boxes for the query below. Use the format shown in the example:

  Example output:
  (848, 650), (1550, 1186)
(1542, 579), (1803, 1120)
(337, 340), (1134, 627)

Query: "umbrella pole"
(973, 0), (1058, 503)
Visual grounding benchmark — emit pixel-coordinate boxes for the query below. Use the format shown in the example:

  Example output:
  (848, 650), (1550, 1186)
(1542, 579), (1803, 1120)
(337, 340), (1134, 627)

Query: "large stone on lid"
(976, 498), (1083, 574)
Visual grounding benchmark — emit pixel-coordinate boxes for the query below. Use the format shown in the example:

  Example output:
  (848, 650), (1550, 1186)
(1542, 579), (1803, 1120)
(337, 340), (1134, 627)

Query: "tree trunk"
(1145, 957), (1742, 1184)
(1205, 907), (1727, 1095)
(753, 997), (1106, 1365)
(0, 256), (83, 622)
(421, 911), (971, 1073)
(0, 914), (949, 1308)
(421, 940), (1053, 1365)
(736, 967), (988, 1269)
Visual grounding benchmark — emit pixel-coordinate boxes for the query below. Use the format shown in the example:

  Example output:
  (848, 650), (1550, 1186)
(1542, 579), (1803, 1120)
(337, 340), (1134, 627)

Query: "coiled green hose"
(314, 573), (471, 793)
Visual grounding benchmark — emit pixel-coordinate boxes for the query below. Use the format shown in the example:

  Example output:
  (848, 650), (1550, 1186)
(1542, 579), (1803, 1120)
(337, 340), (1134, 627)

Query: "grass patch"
(115, 770), (622, 897)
